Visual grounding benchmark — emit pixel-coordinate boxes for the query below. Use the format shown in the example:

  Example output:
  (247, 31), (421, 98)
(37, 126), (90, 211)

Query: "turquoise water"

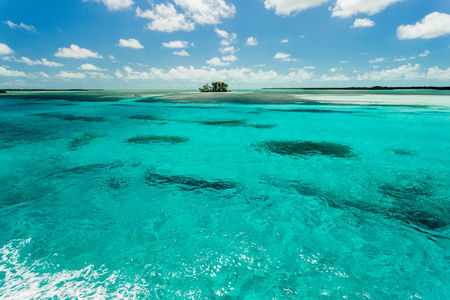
(1, 90), (450, 298)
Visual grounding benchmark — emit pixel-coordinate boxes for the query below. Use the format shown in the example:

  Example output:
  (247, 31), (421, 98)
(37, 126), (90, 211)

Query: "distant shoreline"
(0, 89), (104, 93)
(263, 86), (450, 91)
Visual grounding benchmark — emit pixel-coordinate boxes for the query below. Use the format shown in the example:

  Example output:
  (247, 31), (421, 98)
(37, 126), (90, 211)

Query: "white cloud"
(57, 71), (87, 79)
(331, 0), (403, 18)
(163, 41), (189, 48)
(87, 72), (113, 79)
(117, 38), (144, 49)
(369, 57), (385, 63)
(274, 52), (300, 62)
(78, 63), (107, 71)
(174, 0), (235, 25)
(393, 57), (407, 62)
(206, 57), (230, 66)
(109, 55), (116, 60)
(10, 57), (63, 67)
(303, 66), (316, 69)
(39, 72), (49, 78)
(215, 27), (237, 46)
(274, 52), (291, 60)
(86, 0), (134, 11)
(321, 74), (351, 81)
(5, 20), (36, 31)
(281, 39), (289, 43)
(246, 37), (258, 46)
(55, 44), (102, 59)
(264, 0), (330, 16)
(173, 50), (190, 56)
(357, 64), (424, 81)
(340, 60), (349, 63)
(351, 18), (375, 28)
(219, 46), (238, 54)
(419, 50), (431, 57)
(136, 4), (195, 32)
(0, 43), (14, 56)
(426, 66), (450, 80)
(222, 54), (238, 61)
(0, 66), (28, 77)
(397, 12), (450, 39)
(329, 67), (343, 72)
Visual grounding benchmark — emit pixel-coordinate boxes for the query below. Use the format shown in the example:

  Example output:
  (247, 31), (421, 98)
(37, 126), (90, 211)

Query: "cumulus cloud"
(397, 12), (450, 40)
(55, 45), (103, 59)
(173, 0), (235, 25)
(9, 57), (63, 67)
(173, 50), (190, 56)
(331, 0), (403, 18)
(136, 4), (195, 32)
(116, 65), (317, 85)
(117, 38), (144, 49)
(274, 52), (299, 62)
(215, 27), (237, 46)
(222, 54), (238, 61)
(87, 72), (113, 79)
(246, 37), (258, 46)
(264, 0), (330, 16)
(419, 50), (431, 57)
(163, 41), (189, 48)
(427, 66), (450, 80)
(57, 71), (87, 79)
(357, 64), (424, 81)
(351, 18), (375, 28)
(281, 39), (289, 43)
(0, 43), (14, 56)
(206, 57), (230, 66)
(5, 20), (36, 31)
(136, 0), (234, 32)
(78, 63), (107, 71)
(0, 66), (28, 77)
(219, 46), (238, 54)
(393, 57), (407, 62)
(321, 74), (351, 81)
(369, 57), (385, 63)
(86, 0), (134, 11)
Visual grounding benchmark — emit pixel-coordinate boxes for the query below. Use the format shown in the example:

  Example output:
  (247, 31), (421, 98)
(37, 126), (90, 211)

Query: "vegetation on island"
(199, 81), (229, 93)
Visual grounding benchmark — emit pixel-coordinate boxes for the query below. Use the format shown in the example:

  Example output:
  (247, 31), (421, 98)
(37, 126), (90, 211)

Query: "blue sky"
(0, 0), (449, 89)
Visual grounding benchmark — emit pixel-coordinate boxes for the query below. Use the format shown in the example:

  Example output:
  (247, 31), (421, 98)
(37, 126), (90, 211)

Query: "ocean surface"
(1, 89), (450, 299)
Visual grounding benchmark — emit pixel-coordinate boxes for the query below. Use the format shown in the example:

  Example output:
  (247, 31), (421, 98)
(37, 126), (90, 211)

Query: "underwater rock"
(388, 149), (419, 156)
(65, 162), (124, 175)
(34, 113), (105, 122)
(68, 133), (101, 151)
(126, 135), (189, 144)
(145, 171), (237, 191)
(247, 124), (277, 129)
(259, 141), (355, 158)
(129, 115), (161, 121)
(199, 120), (248, 127)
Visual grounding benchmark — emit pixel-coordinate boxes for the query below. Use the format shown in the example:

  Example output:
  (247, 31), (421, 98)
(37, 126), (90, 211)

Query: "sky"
(0, 0), (449, 89)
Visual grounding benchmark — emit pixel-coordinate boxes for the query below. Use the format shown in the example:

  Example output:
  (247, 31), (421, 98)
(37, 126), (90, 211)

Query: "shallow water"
(1, 90), (450, 298)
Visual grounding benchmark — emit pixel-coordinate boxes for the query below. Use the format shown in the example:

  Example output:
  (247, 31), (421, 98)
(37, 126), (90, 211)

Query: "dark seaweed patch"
(378, 183), (432, 201)
(247, 124), (277, 129)
(145, 171), (236, 191)
(126, 135), (189, 144)
(68, 133), (102, 151)
(129, 115), (161, 121)
(199, 120), (247, 127)
(259, 141), (355, 158)
(388, 149), (419, 156)
(34, 113), (105, 122)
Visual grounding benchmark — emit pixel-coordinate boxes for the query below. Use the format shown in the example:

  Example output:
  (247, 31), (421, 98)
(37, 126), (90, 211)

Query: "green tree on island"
(199, 81), (229, 92)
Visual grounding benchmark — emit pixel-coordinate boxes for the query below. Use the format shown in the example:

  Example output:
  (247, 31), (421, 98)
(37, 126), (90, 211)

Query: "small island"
(199, 81), (229, 93)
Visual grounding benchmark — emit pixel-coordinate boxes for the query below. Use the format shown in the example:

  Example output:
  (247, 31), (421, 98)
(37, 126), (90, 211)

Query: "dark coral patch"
(34, 113), (105, 122)
(259, 141), (355, 158)
(145, 171), (236, 191)
(126, 135), (189, 144)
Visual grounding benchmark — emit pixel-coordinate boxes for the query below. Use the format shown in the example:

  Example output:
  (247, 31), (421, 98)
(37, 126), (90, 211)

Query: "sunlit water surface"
(1, 90), (450, 299)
